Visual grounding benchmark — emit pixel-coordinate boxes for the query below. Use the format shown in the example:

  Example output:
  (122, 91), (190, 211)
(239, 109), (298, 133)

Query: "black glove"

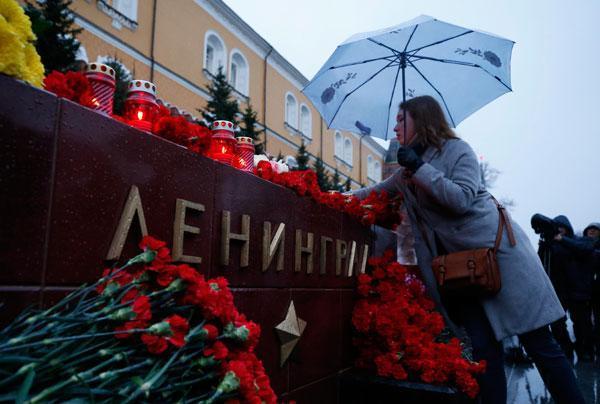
(397, 146), (424, 171)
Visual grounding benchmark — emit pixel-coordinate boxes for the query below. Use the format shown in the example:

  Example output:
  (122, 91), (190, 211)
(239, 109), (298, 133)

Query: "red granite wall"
(0, 75), (375, 401)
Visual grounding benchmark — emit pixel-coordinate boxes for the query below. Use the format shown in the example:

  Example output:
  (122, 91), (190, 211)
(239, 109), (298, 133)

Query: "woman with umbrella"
(304, 16), (585, 402)
(352, 95), (584, 403)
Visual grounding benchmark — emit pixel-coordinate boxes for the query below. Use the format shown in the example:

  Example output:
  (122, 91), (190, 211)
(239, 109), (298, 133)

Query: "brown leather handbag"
(430, 200), (516, 297)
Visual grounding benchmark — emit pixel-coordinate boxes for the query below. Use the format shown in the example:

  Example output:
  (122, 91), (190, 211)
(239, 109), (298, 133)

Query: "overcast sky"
(223, 0), (600, 245)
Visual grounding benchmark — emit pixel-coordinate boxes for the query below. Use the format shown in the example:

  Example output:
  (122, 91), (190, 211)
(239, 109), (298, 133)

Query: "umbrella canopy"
(302, 15), (514, 139)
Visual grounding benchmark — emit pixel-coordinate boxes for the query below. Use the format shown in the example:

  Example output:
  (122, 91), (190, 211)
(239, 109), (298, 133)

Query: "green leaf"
(16, 368), (35, 404)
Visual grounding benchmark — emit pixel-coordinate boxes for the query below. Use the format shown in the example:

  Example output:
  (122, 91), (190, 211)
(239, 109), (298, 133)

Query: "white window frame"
(373, 160), (381, 182)
(112, 0), (137, 21)
(229, 49), (249, 96)
(284, 92), (298, 130)
(343, 137), (353, 165)
(299, 104), (312, 139)
(204, 30), (227, 76)
(334, 131), (343, 158)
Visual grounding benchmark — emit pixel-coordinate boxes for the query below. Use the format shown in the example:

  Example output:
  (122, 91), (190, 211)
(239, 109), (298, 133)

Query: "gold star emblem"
(275, 300), (307, 367)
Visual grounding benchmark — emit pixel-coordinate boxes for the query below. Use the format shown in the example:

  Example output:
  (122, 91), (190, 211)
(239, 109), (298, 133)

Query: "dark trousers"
(550, 317), (574, 357)
(568, 300), (594, 358)
(449, 302), (585, 404)
(590, 299), (600, 356)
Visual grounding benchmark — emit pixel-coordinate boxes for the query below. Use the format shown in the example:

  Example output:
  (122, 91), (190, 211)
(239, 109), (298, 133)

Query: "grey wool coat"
(354, 138), (564, 340)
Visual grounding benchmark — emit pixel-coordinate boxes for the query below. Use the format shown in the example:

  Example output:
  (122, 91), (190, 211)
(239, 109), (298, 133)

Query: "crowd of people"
(537, 218), (600, 362)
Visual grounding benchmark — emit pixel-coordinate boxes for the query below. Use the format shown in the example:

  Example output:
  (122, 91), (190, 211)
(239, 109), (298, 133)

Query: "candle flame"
(137, 110), (144, 120)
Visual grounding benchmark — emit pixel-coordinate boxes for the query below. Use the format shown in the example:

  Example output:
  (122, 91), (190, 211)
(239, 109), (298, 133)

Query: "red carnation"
(141, 333), (168, 354)
(204, 341), (229, 360)
(165, 314), (189, 347)
(203, 324), (219, 340)
(132, 295), (151, 321)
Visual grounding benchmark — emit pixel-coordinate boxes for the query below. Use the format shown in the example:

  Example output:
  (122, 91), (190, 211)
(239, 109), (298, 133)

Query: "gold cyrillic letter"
(295, 230), (314, 273)
(320, 236), (333, 275)
(263, 221), (285, 271)
(172, 199), (205, 264)
(335, 239), (348, 276)
(221, 211), (250, 267)
(359, 244), (369, 274)
(106, 185), (148, 260)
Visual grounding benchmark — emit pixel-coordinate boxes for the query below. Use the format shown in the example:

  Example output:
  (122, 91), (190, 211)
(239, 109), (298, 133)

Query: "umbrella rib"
(367, 38), (401, 55)
(403, 24), (419, 52)
(408, 60), (456, 127)
(328, 58), (398, 128)
(305, 55), (398, 88)
(407, 30), (474, 54)
(410, 54), (512, 91)
(384, 64), (403, 140)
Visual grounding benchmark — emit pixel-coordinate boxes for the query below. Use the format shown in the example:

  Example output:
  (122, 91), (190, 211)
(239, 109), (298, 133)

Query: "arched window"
(334, 131), (343, 157)
(299, 104), (312, 138)
(367, 155), (373, 178)
(229, 50), (249, 96)
(343, 137), (353, 164)
(374, 161), (381, 181)
(285, 92), (298, 128)
(113, 0), (138, 21)
(204, 31), (226, 76)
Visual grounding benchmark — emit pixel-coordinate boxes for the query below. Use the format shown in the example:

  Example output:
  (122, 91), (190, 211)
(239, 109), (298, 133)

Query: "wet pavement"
(507, 350), (599, 403)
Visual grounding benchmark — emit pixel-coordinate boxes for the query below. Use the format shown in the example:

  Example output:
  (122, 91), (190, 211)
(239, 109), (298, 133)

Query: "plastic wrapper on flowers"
(352, 250), (486, 399)
(0, 236), (276, 403)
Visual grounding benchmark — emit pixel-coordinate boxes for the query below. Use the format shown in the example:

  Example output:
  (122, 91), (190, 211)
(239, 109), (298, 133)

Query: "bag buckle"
(467, 259), (476, 283)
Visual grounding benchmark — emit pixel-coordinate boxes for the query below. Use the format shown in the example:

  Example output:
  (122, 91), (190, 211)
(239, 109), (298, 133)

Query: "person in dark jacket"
(537, 215), (575, 357)
(580, 223), (600, 360)
(554, 221), (599, 361)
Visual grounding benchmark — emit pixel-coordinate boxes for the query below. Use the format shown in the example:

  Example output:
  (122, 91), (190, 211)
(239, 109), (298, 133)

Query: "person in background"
(585, 223), (600, 361)
(554, 221), (599, 361)
(537, 215), (576, 358)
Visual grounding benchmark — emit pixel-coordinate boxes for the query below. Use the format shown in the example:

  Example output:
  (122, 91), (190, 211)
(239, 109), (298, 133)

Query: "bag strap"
(491, 197), (517, 252)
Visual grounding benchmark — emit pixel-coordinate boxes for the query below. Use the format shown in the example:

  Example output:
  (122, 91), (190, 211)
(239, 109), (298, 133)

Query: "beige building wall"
(49, 0), (386, 188)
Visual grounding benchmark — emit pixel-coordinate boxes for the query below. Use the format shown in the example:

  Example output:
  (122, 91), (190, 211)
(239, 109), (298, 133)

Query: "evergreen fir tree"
(294, 140), (310, 170)
(200, 66), (239, 124)
(239, 105), (264, 154)
(331, 168), (343, 192)
(101, 56), (132, 116)
(313, 157), (331, 191)
(25, 0), (82, 73)
(344, 178), (352, 192)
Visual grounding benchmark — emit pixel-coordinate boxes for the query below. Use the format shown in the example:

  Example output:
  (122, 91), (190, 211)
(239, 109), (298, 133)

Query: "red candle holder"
(124, 80), (158, 132)
(234, 136), (255, 172)
(208, 120), (236, 166)
(85, 62), (116, 115)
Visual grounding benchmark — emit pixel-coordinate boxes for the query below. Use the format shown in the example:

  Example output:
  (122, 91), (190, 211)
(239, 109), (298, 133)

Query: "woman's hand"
(397, 146), (424, 171)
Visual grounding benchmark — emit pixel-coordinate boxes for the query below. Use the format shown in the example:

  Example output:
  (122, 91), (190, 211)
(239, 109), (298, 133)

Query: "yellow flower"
(0, 0), (34, 42)
(0, 0), (44, 87)
(0, 16), (26, 77)
(22, 42), (44, 87)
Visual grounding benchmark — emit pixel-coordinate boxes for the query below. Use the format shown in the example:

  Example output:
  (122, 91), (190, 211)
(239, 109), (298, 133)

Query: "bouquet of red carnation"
(43, 70), (97, 109)
(0, 236), (276, 403)
(153, 110), (211, 156)
(254, 168), (402, 229)
(352, 250), (486, 398)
